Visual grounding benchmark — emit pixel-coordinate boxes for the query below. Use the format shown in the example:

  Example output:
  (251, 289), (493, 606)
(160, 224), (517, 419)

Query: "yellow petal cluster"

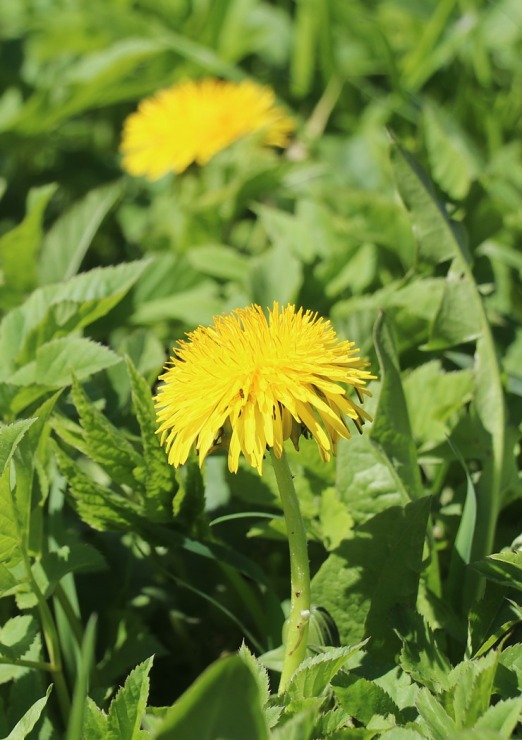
(155, 303), (375, 475)
(120, 78), (295, 180)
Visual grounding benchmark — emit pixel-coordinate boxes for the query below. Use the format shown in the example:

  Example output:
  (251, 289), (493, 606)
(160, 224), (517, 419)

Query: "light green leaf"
(107, 657), (154, 740)
(426, 263), (482, 350)
(371, 312), (423, 500)
(8, 337), (121, 387)
(270, 709), (315, 740)
(444, 651), (498, 728)
(0, 469), (23, 566)
(424, 105), (480, 201)
(286, 643), (367, 702)
(3, 686), (51, 740)
(152, 655), (269, 740)
(0, 419), (36, 476)
(473, 697), (522, 737)
(0, 260), (148, 379)
(81, 698), (108, 739)
(249, 243), (302, 307)
(39, 180), (124, 284)
(0, 615), (38, 662)
(0, 184), (57, 305)
(186, 244), (250, 282)
(416, 688), (458, 740)
(238, 643), (270, 708)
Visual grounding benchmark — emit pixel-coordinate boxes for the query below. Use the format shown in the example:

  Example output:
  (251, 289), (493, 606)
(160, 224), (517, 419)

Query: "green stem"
(270, 450), (311, 692)
(0, 658), (53, 672)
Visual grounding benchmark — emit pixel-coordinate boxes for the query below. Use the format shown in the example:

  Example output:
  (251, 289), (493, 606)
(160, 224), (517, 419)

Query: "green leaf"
(371, 312), (423, 500)
(126, 357), (177, 521)
(399, 614), (451, 693)
(0, 419), (37, 476)
(66, 615), (98, 740)
(424, 105), (480, 201)
(471, 552), (522, 592)
(0, 615), (38, 662)
(0, 184), (57, 306)
(443, 651), (499, 728)
(270, 709), (315, 740)
(152, 655), (269, 740)
(403, 362), (474, 444)
(186, 244), (250, 283)
(312, 498), (431, 654)
(3, 686), (51, 740)
(107, 656), (154, 740)
(71, 377), (143, 488)
(0, 469), (23, 566)
(473, 697), (522, 737)
(81, 698), (108, 739)
(0, 260), (148, 379)
(416, 689), (458, 740)
(286, 643), (367, 703)
(54, 443), (140, 531)
(8, 337), (121, 387)
(426, 262), (482, 350)
(496, 645), (522, 697)
(39, 180), (124, 284)
(238, 643), (270, 707)
(249, 243), (302, 308)
(333, 675), (400, 725)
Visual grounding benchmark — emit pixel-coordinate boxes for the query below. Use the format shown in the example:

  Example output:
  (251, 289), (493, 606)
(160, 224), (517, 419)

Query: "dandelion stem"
(270, 449), (311, 692)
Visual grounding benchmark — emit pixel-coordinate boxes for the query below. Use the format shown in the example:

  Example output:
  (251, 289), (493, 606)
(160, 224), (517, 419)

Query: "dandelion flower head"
(121, 78), (295, 180)
(155, 303), (375, 475)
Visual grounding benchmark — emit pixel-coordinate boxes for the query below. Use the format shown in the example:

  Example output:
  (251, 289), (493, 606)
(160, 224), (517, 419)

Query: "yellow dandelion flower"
(155, 303), (375, 475)
(120, 78), (295, 180)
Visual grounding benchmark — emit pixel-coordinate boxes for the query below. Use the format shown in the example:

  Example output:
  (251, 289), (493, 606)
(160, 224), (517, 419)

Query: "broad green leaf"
(126, 357), (177, 521)
(249, 243), (302, 308)
(471, 552), (522, 592)
(399, 614), (451, 693)
(3, 687), (51, 740)
(473, 697), (522, 737)
(286, 643), (366, 703)
(107, 657), (154, 740)
(0, 184), (57, 306)
(186, 244), (250, 283)
(312, 498), (430, 652)
(403, 362), (473, 444)
(416, 689), (458, 740)
(270, 709), (315, 740)
(0, 261), (148, 379)
(39, 180), (124, 284)
(71, 377), (143, 488)
(426, 263), (482, 350)
(0, 419), (36, 475)
(371, 312), (423, 500)
(0, 615), (38, 662)
(424, 105), (480, 201)
(8, 338), (120, 387)
(335, 434), (410, 525)
(333, 675), (400, 725)
(152, 655), (269, 740)
(318, 488), (353, 551)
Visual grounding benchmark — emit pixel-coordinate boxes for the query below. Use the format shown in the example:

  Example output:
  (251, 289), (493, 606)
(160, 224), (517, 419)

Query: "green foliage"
(0, 0), (521, 736)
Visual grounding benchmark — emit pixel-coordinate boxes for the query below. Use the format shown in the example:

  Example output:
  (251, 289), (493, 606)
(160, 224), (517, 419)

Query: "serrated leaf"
(54, 443), (140, 531)
(71, 377), (143, 488)
(0, 260), (147, 379)
(444, 651), (498, 728)
(8, 337), (121, 387)
(286, 644), (367, 702)
(39, 181), (124, 284)
(126, 357), (176, 520)
(0, 419), (37, 476)
(416, 688), (458, 740)
(238, 643), (270, 707)
(3, 686), (51, 740)
(107, 657), (154, 740)
(270, 708), (315, 740)
(82, 698), (108, 739)
(473, 696), (522, 737)
(152, 655), (269, 740)
(371, 312), (423, 500)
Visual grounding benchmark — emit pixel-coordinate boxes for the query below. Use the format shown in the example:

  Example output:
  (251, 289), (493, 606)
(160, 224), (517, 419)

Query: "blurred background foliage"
(0, 0), (521, 735)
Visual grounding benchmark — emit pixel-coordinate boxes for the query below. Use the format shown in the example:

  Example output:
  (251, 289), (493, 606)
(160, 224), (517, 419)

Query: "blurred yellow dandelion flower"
(120, 78), (295, 180)
(155, 303), (375, 475)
